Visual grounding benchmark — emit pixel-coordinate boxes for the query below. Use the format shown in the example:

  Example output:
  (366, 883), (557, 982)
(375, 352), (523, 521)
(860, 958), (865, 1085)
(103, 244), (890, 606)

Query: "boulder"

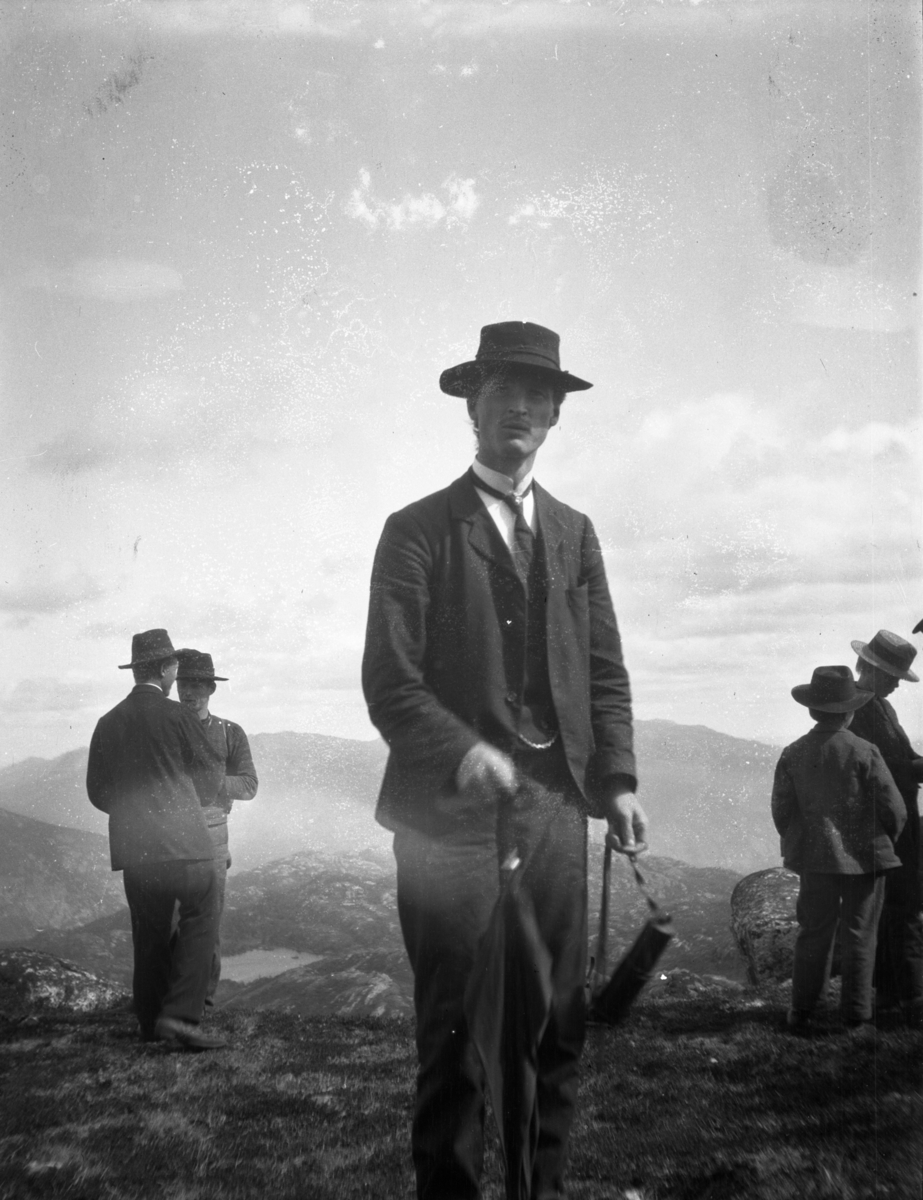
(0, 947), (128, 1022)
(730, 868), (801, 984)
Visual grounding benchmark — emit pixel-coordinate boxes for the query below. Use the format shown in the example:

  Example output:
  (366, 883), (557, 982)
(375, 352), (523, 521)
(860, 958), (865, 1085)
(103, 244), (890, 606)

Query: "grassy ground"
(0, 993), (920, 1200)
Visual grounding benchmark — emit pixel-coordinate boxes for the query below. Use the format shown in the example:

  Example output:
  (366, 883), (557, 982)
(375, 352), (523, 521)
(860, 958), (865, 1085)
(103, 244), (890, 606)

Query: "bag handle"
(592, 835), (665, 987)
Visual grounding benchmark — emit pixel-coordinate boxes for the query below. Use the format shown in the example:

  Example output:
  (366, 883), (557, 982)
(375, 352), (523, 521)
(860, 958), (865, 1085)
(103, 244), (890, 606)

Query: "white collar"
(471, 458), (534, 498)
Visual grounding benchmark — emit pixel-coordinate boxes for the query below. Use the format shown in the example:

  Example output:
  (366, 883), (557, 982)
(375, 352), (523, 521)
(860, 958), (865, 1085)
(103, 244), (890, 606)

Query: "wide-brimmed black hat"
(119, 628), (177, 670)
(175, 648), (228, 682)
(439, 321), (592, 399)
(851, 629), (919, 683)
(791, 665), (873, 713)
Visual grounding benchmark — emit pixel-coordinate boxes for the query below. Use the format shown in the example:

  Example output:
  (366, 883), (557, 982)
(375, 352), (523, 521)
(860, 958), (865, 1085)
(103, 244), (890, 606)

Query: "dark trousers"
(875, 803), (923, 1013)
(123, 858), (219, 1036)
(791, 872), (886, 1023)
(394, 746), (588, 1200)
(206, 824), (231, 1003)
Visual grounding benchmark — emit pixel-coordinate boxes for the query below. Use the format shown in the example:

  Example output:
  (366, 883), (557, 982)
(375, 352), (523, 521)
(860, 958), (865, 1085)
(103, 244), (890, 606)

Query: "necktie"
(470, 470), (535, 580)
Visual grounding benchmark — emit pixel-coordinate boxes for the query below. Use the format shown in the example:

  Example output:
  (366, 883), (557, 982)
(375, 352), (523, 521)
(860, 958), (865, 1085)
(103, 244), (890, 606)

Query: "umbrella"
(588, 837), (675, 1026)
(464, 847), (554, 1200)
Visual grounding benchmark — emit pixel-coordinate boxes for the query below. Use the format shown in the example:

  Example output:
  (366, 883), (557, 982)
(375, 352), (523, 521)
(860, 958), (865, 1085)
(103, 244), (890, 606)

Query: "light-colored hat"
(851, 629), (919, 683)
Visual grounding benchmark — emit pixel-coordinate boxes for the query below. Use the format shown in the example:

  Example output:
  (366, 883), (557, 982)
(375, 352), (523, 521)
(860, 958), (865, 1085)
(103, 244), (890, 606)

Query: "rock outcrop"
(730, 868), (801, 984)
(0, 948), (128, 1023)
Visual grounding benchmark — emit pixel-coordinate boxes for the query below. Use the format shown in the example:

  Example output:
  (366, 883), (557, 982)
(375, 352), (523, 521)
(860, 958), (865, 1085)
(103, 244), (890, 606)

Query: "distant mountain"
(0, 749), (103, 837)
(0, 809), (124, 943)
(632, 720), (779, 872)
(23, 844), (745, 1019)
(0, 720), (780, 874)
(219, 947), (415, 1019)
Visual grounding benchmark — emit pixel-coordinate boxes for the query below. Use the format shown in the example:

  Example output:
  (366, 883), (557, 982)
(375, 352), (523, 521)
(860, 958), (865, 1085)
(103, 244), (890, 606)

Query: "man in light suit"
(86, 628), (227, 1050)
(362, 322), (649, 1200)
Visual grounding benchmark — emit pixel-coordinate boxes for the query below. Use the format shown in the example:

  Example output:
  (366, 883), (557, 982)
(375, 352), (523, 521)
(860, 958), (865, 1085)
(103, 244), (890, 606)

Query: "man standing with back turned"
(86, 628), (227, 1050)
(362, 322), (648, 1199)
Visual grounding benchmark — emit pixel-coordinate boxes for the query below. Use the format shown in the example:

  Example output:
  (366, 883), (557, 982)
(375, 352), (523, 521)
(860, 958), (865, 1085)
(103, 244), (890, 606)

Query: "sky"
(1, 0), (921, 767)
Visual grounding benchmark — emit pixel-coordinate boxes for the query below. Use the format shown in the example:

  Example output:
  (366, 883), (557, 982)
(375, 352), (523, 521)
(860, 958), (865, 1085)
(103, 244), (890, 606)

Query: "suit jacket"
(362, 471), (636, 833)
(86, 686), (224, 870)
(848, 693), (921, 886)
(848, 695), (920, 806)
(771, 727), (905, 874)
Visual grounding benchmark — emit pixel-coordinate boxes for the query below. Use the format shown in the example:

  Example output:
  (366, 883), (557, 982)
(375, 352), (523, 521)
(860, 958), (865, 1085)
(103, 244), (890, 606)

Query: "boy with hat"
(848, 629), (923, 1027)
(175, 648), (258, 1004)
(86, 629), (227, 1049)
(771, 665), (906, 1033)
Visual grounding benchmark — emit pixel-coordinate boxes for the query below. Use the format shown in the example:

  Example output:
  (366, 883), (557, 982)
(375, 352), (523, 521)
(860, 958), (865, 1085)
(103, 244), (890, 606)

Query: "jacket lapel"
(532, 482), (570, 589)
(449, 471), (515, 571)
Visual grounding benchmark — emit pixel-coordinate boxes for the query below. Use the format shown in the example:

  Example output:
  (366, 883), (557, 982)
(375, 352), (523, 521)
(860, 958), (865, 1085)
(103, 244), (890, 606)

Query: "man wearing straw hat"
(86, 629), (227, 1050)
(363, 322), (648, 1199)
(175, 648), (258, 1005)
(848, 629), (923, 1028)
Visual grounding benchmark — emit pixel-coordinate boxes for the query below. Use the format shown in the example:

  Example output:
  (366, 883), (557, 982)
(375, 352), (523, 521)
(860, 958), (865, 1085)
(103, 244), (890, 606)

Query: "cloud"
(345, 169), (481, 231)
(26, 1), (361, 38)
(1, 678), (100, 715)
(22, 259), (184, 302)
(23, 0), (873, 42)
(0, 574), (106, 621)
(582, 392), (920, 617)
(818, 422), (918, 457)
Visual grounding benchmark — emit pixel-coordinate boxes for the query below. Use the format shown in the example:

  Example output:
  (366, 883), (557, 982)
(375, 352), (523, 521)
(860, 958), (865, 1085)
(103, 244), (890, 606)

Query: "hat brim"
(850, 640), (919, 683)
(439, 359), (592, 399)
(791, 683), (874, 712)
(176, 673), (228, 681)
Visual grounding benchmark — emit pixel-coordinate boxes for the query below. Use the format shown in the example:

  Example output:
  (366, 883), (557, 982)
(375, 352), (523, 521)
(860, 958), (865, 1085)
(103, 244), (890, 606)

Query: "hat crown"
(175, 648), (224, 680)
(475, 322), (561, 371)
(807, 665), (858, 705)
(120, 628), (176, 669)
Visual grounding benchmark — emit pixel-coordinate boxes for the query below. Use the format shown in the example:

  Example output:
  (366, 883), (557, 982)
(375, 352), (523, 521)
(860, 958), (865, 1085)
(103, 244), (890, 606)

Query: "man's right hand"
(456, 741), (517, 799)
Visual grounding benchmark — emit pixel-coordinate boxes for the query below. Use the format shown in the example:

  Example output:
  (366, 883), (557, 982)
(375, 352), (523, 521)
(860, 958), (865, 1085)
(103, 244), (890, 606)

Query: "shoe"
(784, 1008), (813, 1036)
(154, 1016), (228, 1051)
(843, 1019), (876, 1043)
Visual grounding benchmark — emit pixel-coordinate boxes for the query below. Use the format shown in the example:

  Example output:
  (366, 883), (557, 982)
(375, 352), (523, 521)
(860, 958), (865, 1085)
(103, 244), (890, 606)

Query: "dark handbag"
(587, 837), (675, 1025)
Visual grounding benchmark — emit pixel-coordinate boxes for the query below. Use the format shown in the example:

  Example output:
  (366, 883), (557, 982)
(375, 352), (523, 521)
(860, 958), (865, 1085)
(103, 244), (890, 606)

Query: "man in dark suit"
(86, 628), (227, 1049)
(849, 629), (923, 1028)
(363, 322), (649, 1200)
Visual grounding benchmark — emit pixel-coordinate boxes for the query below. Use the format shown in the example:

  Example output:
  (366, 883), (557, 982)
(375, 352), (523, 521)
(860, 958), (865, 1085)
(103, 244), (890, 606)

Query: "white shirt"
(471, 458), (536, 551)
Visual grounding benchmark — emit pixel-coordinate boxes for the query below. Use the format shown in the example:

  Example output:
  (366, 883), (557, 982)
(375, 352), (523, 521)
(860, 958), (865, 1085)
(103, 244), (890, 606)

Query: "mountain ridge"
(0, 719), (781, 874)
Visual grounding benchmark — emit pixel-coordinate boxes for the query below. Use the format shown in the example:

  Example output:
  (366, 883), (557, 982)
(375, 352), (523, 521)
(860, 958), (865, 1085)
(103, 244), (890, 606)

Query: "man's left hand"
(603, 788), (649, 856)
